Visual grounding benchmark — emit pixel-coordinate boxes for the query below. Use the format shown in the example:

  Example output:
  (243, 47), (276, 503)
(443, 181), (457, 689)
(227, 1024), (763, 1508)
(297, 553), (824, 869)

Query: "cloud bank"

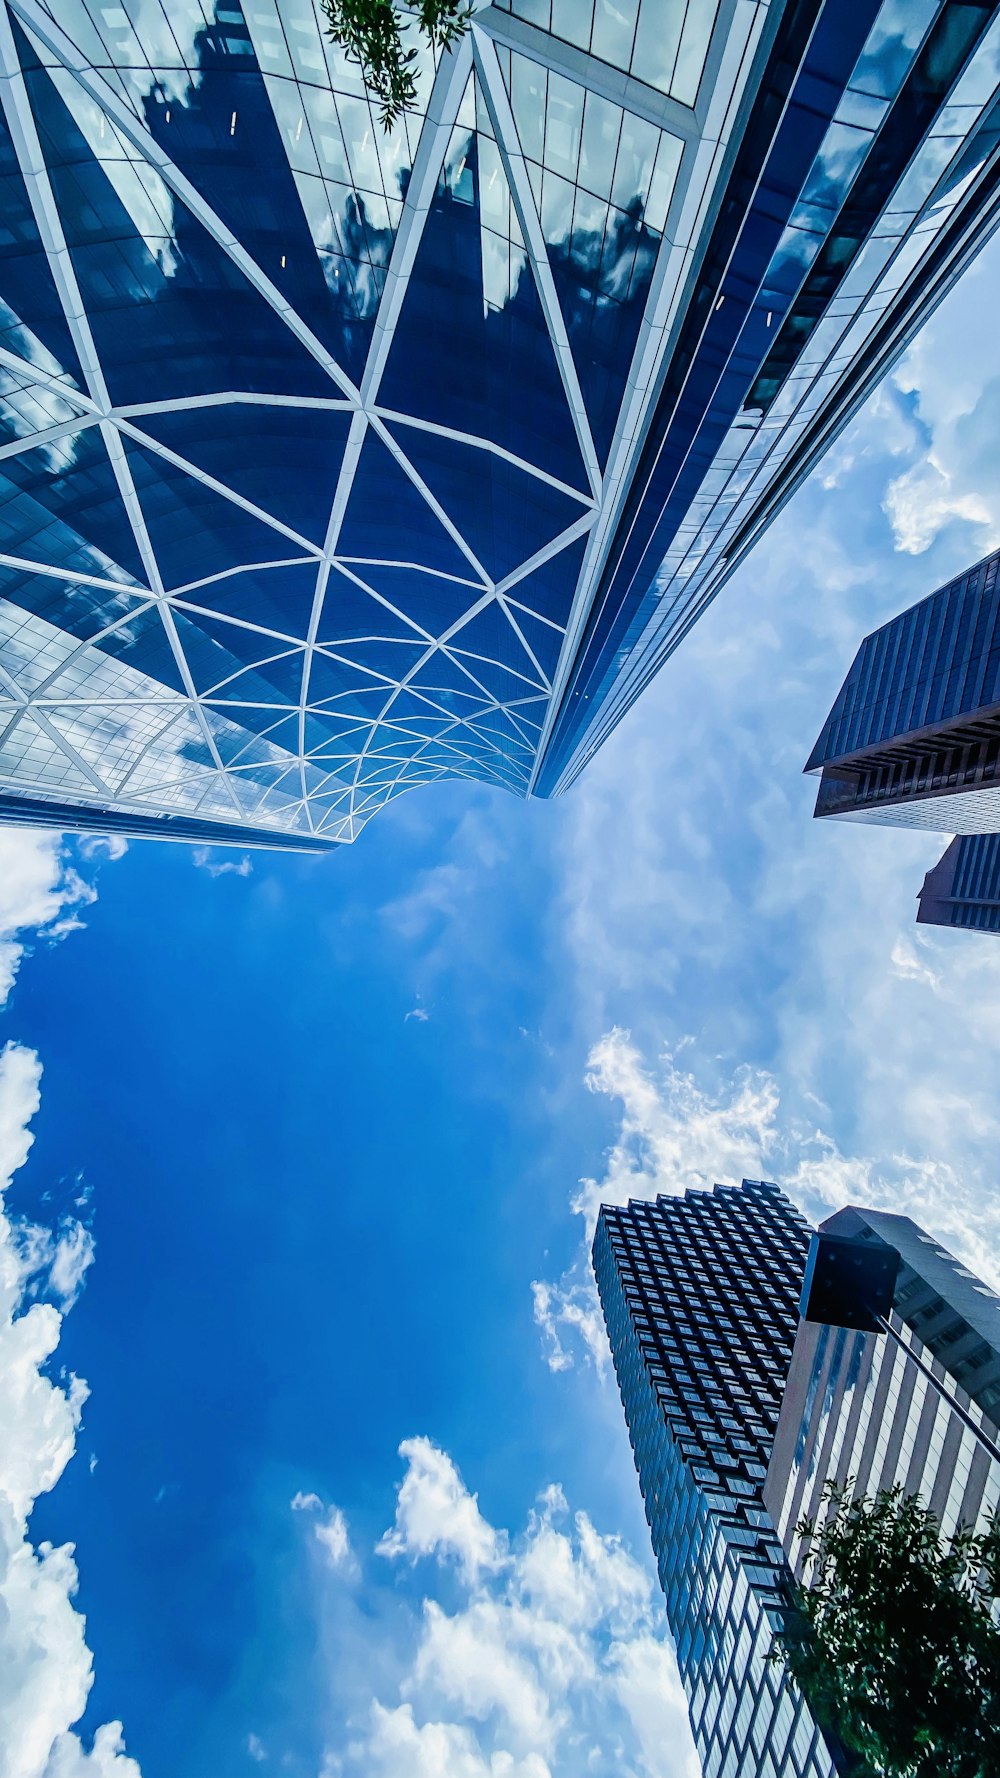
(0, 1041), (139, 1777)
(883, 252), (1000, 556)
(291, 1490), (355, 1572)
(0, 830), (109, 1006)
(328, 1437), (699, 1778)
(534, 1027), (1000, 1374)
(0, 828), (133, 1777)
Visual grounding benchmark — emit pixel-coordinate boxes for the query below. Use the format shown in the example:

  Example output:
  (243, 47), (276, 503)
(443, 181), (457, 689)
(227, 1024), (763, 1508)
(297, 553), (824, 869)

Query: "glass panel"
(134, 402), (351, 546)
(385, 420), (586, 583)
(591, 0), (639, 76)
(378, 93), (588, 493)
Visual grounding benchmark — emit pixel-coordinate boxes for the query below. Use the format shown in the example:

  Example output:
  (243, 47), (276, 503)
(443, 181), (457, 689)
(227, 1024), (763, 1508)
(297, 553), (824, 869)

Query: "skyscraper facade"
(807, 547), (1000, 932)
(3, 1), (1000, 845)
(592, 1181), (845, 1778)
(807, 547), (1000, 834)
(764, 1205), (1000, 1576)
(916, 832), (1000, 933)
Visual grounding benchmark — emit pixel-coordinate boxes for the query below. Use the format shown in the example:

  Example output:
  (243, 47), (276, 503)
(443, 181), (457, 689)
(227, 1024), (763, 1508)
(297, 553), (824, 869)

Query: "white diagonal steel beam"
(170, 557), (315, 602)
(474, 4), (700, 137)
(369, 414), (493, 586)
(114, 417), (325, 560)
(359, 36), (474, 406)
(494, 510), (594, 598)
(472, 28), (602, 500)
(375, 405), (595, 506)
(523, 0), (774, 791)
(297, 408), (368, 808)
(29, 704), (113, 794)
(8, 0), (362, 404)
(112, 392), (354, 419)
(0, 412), (100, 461)
(0, 342), (97, 410)
(0, 550), (148, 594)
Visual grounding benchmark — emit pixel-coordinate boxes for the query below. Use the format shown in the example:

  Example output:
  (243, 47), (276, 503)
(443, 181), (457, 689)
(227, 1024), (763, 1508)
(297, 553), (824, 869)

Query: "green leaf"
(321, 0), (471, 133)
(774, 1485), (1000, 1777)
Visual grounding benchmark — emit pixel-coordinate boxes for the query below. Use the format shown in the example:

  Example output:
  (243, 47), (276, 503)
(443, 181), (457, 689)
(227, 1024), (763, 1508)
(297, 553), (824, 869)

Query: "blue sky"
(4, 237), (1000, 1778)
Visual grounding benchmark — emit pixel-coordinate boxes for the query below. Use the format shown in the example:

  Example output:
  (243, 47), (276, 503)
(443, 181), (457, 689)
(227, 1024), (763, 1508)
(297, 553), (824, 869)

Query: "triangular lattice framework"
(0, 0), (697, 845)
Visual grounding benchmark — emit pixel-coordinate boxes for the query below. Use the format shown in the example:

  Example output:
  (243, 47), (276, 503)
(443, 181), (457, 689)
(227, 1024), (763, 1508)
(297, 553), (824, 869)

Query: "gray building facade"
(765, 1205), (1000, 1578)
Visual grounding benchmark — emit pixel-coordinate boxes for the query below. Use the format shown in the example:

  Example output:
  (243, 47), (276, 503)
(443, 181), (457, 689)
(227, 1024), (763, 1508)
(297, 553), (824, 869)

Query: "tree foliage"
(320, 0), (472, 131)
(775, 1484), (1000, 1777)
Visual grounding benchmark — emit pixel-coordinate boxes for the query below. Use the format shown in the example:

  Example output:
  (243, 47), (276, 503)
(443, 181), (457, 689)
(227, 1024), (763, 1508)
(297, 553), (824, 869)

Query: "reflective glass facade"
(807, 548), (1000, 930)
(808, 547), (1000, 832)
(917, 831), (1000, 931)
(765, 1207), (1000, 1582)
(537, 0), (1000, 797)
(593, 1182), (846, 1778)
(3, 2), (1000, 844)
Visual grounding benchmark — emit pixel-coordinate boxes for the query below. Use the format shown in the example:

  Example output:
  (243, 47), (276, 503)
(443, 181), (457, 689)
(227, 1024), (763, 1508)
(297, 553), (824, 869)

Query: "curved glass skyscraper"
(3, 0), (1000, 847)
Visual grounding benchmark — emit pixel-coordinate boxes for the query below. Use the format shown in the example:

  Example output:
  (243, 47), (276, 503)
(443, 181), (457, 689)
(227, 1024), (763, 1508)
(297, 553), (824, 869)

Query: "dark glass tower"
(3, 2), (1000, 844)
(807, 548), (1000, 932)
(916, 833), (1000, 933)
(807, 548), (1000, 835)
(592, 1181), (844, 1778)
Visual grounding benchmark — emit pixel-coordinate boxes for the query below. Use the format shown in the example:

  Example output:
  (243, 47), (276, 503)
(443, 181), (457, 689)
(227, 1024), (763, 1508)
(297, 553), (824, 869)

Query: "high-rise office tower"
(592, 1181), (845, 1778)
(765, 1205), (1000, 1577)
(807, 548), (1000, 931)
(807, 549), (1000, 835)
(595, 1183), (1000, 1776)
(916, 832), (1000, 933)
(3, 2), (1000, 846)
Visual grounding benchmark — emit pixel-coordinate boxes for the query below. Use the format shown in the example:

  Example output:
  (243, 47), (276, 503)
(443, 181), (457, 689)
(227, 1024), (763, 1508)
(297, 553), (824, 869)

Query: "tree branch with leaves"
(774, 1484), (1000, 1778)
(320, 0), (473, 131)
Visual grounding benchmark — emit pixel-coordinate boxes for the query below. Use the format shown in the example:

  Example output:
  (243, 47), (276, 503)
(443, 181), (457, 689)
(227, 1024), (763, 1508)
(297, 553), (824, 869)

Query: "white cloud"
(377, 1438), (508, 1585)
(883, 251), (1000, 554)
(405, 1006), (430, 1023)
(192, 847), (252, 879)
(882, 455), (995, 555)
(315, 1508), (352, 1571)
(536, 1027), (1000, 1372)
(246, 1733), (267, 1763)
(38, 1724), (139, 1778)
(330, 1447), (695, 1778)
(381, 862), (471, 941)
(13, 1216), (95, 1315)
(291, 1490), (354, 1572)
(410, 1599), (561, 1751)
(532, 1034), (783, 1373)
(574, 1029), (779, 1235)
(379, 808), (511, 959)
(0, 1043), (140, 1777)
(365, 1704), (552, 1778)
(0, 831), (105, 1006)
(607, 1638), (700, 1778)
(530, 1279), (607, 1376)
(76, 837), (128, 863)
(889, 936), (941, 990)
